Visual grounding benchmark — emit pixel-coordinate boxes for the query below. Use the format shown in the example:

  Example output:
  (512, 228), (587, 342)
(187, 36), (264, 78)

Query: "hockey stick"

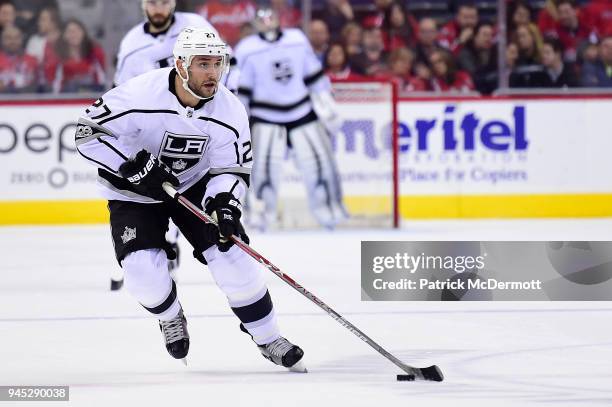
(162, 183), (443, 382)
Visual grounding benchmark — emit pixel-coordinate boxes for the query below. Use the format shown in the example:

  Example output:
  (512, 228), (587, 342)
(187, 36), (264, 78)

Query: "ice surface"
(2, 219), (612, 407)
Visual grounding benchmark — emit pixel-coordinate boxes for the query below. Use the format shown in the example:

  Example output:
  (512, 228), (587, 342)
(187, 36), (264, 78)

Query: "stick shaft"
(163, 183), (420, 377)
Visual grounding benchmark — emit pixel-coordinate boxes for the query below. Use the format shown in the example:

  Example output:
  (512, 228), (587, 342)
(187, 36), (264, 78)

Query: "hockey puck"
(396, 374), (415, 381)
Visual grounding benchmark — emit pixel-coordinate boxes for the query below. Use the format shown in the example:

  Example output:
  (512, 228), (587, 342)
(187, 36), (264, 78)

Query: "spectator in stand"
(321, 0), (354, 41)
(509, 23), (543, 87)
(195, 0), (256, 46)
(583, 0), (612, 39)
(382, 1), (418, 52)
(508, 0), (532, 33)
(380, 47), (427, 91)
(581, 35), (612, 87)
(429, 49), (475, 92)
(340, 21), (362, 57)
(513, 23), (542, 66)
(438, 2), (479, 54)
(551, 0), (596, 63)
(508, 0), (544, 45)
(349, 26), (387, 76)
(45, 18), (106, 93)
(13, 0), (57, 38)
(537, 0), (558, 38)
(539, 37), (579, 87)
(457, 21), (498, 94)
(308, 19), (330, 64)
(0, 25), (38, 93)
(270, 0), (300, 29)
(414, 18), (442, 85)
(504, 41), (519, 85)
(0, 0), (17, 36)
(581, 42), (599, 65)
(324, 42), (362, 81)
(511, 37), (579, 88)
(506, 41), (519, 70)
(362, 0), (392, 30)
(25, 6), (61, 65)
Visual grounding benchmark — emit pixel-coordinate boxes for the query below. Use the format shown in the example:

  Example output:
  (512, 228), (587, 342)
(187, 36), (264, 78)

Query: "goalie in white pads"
(110, 0), (237, 290)
(75, 27), (305, 372)
(234, 8), (348, 229)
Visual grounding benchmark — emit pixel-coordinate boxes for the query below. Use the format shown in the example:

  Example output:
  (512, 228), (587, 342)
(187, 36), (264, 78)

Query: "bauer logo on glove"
(119, 149), (179, 201)
(126, 155), (156, 183)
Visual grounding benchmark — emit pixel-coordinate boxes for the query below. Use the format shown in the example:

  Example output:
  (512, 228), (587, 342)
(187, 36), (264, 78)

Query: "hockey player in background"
(110, 0), (235, 290)
(75, 27), (305, 371)
(115, 0), (218, 86)
(234, 8), (348, 230)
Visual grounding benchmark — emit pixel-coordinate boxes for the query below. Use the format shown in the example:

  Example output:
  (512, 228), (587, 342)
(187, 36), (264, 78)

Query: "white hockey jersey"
(234, 29), (331, 124)
(75, 68), (252, 204)
(114, 12), (217, 86)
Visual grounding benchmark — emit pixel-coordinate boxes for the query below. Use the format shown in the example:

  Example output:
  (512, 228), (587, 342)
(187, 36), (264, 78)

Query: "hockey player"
(115, 0), (239, 90)
(234, 8), (348, 230)
(75, 27), (305, 372)
(115, 0), (217, 86)
(110, 0), (230, 290)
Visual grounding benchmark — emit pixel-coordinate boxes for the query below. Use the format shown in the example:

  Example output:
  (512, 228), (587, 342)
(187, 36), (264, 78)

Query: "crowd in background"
(0, 0), (105, 93)
(0, 0), (610, 95)
(308, 0), (612, 93)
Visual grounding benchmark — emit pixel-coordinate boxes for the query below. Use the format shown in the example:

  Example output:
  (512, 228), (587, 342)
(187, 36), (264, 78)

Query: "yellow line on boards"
(0, 200), (109, 225)
(348, 194), (612, 219)
(1, 194), (612, 225)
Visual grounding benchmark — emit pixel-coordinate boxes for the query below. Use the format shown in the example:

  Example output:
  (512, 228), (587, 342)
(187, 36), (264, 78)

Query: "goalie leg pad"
(251, 122), (287, 215)
(289, 120), (347, 227)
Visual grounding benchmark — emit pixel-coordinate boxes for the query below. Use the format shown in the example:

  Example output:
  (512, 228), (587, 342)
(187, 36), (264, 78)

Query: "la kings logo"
(121, 226), (136, 244)
(158, 131), (210, 176)
(272, 59), (293, 84)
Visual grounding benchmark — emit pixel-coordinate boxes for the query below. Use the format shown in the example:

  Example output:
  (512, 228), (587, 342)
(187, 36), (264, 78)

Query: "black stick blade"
(419, 365), (444, 382)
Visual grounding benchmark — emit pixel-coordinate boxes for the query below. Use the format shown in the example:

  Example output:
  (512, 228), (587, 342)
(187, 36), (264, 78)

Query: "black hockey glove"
(204, 192), (249, 252)
(118, 149), (179, 201)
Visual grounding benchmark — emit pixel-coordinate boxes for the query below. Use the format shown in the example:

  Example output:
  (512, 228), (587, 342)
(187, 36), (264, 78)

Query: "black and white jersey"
(114, 12), (217, 86)
(75, 68), (252, 204)
(234, 29), (330, 124)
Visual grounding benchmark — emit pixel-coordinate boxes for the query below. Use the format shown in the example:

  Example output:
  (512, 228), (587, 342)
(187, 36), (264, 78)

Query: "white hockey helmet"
(173, 27), (230, 99)
(254, 7), (280, 41)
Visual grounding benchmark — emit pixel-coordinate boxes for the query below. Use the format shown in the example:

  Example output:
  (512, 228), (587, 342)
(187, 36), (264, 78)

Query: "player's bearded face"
(187, 56), (224, 98)
(144, 1), (173, 29)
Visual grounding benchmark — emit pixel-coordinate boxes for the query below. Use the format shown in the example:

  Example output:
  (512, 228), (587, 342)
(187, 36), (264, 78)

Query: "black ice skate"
(240, 324), (307, 373)
(159, 309), (189, 364)
(110, 278), (124, 291)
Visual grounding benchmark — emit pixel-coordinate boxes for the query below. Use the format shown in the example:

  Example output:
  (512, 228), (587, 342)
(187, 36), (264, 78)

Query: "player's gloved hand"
(119, 149), (179, 201)
(204, 192), (249, 252)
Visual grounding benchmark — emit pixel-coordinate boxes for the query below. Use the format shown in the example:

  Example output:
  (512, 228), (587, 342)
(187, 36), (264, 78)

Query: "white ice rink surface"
(2, 219), (612, 407)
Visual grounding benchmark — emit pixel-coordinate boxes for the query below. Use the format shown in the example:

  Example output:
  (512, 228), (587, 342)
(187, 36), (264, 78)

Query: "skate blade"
(180, 357), (188, 366)
(288, 360), (307, 373)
